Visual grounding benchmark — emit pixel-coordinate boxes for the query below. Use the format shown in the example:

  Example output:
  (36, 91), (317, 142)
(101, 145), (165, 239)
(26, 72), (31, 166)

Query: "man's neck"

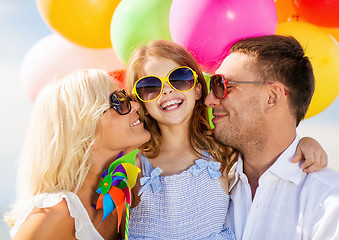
(241, 131), (296, 199)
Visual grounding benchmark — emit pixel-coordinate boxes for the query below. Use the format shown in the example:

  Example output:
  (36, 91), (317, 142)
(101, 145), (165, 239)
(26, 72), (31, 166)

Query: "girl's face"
(141, 57), (202, 127)
(94, 84), (151, 155)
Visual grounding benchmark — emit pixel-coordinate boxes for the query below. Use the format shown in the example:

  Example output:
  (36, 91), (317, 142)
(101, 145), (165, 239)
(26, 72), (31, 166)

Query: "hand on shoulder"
(13, 199), (76, 240)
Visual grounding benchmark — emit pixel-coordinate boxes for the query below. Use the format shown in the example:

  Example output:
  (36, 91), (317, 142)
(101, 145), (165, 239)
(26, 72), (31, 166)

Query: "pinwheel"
(96, 149), (140, 239)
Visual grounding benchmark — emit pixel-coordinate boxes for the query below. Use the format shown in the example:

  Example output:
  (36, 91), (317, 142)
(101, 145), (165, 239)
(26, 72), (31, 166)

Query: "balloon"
(292, 0), (339, 28)
(323, 27), (339, 43)
(108, 69), (127, 90)
(36, 0), (121, 48)
(21, 34), (124, 102)
(277, 22), (339, 118)
(275, 0), (299, 23)
(170, 0), (277, 74)
(111, 0), (172, 65)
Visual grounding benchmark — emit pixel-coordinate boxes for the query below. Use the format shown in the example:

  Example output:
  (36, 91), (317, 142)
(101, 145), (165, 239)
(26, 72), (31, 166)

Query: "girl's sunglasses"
(132, 66), (197, 102)
(210, 74), (290, 99)
(107, 89), (132, 115)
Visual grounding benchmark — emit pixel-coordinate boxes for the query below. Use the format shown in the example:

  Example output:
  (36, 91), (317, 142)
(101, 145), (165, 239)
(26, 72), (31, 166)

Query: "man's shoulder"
(303, 167), (339, 194)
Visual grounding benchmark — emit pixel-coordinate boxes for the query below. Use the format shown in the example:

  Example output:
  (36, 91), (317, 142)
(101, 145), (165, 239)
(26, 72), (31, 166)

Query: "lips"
(130, 118), (141, 127)
(160, 99), (183, 111)
(211, 112), (228, 123)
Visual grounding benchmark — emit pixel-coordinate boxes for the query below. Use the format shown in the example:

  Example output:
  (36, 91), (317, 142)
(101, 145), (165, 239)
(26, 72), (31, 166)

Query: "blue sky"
(0, 0), (338, 238)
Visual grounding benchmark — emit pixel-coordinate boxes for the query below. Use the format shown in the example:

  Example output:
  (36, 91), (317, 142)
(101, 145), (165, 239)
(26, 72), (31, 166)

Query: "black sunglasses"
(106, 89), (132, 115)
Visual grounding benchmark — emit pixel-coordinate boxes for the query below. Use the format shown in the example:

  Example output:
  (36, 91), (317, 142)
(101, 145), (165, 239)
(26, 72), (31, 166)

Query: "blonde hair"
(127, 40), (238, 174)
(5, 69), (113, 226)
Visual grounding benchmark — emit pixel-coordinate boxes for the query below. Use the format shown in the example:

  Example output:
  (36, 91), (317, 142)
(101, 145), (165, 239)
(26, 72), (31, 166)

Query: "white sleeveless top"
(10, 192), (104, 240)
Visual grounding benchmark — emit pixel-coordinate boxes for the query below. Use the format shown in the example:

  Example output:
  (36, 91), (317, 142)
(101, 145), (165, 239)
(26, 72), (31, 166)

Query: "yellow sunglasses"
(132, 66), (197, 102)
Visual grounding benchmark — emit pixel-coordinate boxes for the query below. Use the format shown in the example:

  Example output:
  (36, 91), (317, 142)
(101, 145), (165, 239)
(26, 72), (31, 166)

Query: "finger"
(300, 153), (315, 169)
(320, 152), (328, 168)
(291, 147), (303, 163)
(303, 164), (318, 173)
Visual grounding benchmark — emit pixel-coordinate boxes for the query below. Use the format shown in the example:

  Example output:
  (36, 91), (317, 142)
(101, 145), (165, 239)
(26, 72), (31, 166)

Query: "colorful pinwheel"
(96, 149), (140, 239)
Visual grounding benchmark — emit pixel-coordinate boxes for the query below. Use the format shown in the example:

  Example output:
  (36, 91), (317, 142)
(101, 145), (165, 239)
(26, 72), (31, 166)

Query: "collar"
(229, 155), (245, 192)
(229, 134), (304, 192)
(269, 135), (304, 185)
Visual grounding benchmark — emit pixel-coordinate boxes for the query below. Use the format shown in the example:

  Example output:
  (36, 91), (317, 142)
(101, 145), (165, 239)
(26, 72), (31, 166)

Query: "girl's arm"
(292, 137), (328, 173)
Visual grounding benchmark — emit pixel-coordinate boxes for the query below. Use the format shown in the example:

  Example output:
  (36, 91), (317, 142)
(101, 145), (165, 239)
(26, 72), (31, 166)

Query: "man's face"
(205, 52), (268, 150)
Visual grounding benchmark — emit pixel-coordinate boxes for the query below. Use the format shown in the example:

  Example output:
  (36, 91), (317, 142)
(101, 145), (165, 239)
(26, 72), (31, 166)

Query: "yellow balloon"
(323, 27), (339, 43)
(36, 0), (121, 48)
(277, 22), (339, 118)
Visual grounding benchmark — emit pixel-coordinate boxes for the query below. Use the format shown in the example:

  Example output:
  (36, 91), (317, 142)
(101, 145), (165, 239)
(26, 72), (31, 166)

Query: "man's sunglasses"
(132, 66), (197, 102)
(106, 89), (132, 115)
(210, 74), (290, 99)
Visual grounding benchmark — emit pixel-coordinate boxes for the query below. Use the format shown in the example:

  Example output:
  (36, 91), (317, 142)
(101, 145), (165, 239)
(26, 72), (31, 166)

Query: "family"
(6, 35), (339, 239)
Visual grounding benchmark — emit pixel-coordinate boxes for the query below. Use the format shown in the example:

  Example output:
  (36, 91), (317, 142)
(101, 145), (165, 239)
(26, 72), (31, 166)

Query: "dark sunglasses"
(106, 89), (132, 115)
(132, 66), (197, 102)
(210, 74), (290, 99)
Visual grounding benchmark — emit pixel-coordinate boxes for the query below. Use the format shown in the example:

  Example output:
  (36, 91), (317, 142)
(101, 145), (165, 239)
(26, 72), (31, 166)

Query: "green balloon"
(203, 73), (214, 129)
(111, 0), (173, 64)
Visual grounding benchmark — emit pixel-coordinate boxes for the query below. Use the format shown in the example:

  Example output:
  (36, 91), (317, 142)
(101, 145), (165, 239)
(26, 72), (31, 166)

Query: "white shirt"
(226, 136), (339, 240)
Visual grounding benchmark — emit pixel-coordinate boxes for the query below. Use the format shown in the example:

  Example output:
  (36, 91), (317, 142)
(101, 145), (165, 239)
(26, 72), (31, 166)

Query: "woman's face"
(141, 57), (202, 127)
(94, 84), (151, 155)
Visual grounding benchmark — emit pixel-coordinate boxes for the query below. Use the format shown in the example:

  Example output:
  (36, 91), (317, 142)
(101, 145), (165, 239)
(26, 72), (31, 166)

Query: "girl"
(6, 69), (150, 239)
(126, 40), (327, 239)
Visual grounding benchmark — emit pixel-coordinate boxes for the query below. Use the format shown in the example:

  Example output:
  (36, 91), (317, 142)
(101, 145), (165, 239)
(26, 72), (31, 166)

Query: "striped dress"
(128, 151), (235, 240)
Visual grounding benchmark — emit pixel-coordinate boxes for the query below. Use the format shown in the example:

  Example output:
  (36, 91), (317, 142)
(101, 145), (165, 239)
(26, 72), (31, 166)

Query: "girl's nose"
(162, 81), (174, 95)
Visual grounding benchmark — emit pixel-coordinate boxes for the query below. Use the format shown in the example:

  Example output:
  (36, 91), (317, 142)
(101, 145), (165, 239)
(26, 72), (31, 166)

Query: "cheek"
(144, 102), (157, 114)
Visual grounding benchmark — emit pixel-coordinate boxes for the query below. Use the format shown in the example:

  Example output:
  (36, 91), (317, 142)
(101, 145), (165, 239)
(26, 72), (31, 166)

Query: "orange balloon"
(36, 0), (121, 48)
(275, 0), (299, 23)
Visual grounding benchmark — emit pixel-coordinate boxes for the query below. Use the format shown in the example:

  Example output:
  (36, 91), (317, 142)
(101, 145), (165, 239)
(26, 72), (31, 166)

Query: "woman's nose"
(130, 100), (140, 113)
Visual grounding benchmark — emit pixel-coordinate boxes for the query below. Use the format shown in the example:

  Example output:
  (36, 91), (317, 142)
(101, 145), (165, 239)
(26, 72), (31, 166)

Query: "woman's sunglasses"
(106, 89), (132, 115)
(210, 74), (290, 99)
(132, 66), (197, 102)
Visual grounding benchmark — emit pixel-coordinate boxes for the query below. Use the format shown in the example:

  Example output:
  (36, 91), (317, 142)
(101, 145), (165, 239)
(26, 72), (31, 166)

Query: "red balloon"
(108, 69), (127, 90)
(293, 0), (339, 28)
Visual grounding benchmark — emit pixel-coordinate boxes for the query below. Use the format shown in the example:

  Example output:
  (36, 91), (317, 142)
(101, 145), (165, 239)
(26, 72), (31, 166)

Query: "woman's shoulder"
(13, 198), (76, 239)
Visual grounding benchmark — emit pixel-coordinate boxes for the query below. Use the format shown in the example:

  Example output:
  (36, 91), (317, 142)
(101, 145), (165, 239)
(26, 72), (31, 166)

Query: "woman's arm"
(13, 199), (76, 240)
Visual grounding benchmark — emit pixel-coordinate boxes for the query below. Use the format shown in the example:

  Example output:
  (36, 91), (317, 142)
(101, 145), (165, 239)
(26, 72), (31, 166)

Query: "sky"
(0, 0), (338, 239)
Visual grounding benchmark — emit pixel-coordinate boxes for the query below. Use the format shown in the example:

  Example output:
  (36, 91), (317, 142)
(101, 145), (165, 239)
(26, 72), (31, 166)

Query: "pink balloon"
(170, 0), (277, 73)
(21, 34), (124, 102)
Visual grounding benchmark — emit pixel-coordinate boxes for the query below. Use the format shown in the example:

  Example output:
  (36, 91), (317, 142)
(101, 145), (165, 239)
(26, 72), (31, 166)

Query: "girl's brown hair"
(127, 40), (238, 174)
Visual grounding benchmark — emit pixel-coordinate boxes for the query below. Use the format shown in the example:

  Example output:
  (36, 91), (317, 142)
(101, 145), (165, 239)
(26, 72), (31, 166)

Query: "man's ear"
(266, 83), (285, 110)
(195, 82), (202, 100)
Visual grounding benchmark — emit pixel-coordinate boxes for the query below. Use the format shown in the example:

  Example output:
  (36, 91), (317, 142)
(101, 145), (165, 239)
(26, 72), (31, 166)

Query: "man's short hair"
(230, 35), (315, 126)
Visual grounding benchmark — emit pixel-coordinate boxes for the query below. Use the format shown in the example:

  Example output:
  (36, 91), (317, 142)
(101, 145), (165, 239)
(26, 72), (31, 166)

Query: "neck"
(158, 120), (193, 153)
(76, 150), (122, 206)
(241, 129), (296, 198)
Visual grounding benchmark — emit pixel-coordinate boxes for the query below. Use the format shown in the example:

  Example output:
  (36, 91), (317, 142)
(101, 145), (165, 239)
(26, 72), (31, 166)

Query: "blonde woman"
(6, 69), (150, 239)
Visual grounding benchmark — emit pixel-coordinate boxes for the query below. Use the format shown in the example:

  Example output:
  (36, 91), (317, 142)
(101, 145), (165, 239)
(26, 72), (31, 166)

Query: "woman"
(6, 69), (150, 239)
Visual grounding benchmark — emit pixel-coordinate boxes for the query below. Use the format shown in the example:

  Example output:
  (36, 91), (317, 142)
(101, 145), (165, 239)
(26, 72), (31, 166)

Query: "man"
(205, 35), (339, 239)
